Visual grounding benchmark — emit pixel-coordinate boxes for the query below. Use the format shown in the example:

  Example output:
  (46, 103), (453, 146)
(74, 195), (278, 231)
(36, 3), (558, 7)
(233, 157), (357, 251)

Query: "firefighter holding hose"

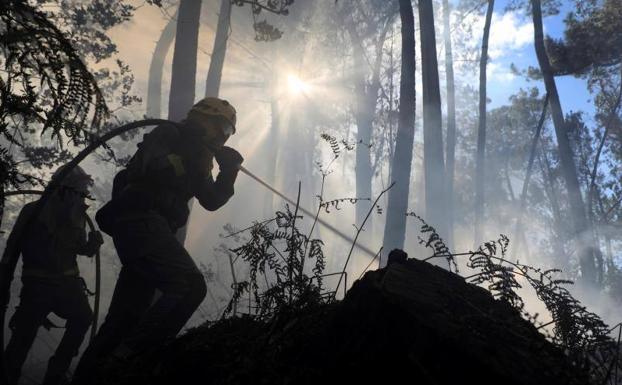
(71, 97), (243, 383)
(0, 165), (102, 385)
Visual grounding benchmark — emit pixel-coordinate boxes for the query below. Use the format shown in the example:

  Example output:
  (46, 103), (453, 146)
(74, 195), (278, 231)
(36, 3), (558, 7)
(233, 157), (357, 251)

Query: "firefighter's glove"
(215, 146), (243, 171)
(87, 231), (104, 251)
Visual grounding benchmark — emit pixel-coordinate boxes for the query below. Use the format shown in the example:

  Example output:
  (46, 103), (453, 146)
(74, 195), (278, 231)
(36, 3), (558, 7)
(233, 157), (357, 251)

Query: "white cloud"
(452, 10), (534, 85)
(488, 12), (534, 59)
(455, 10), (534, 60)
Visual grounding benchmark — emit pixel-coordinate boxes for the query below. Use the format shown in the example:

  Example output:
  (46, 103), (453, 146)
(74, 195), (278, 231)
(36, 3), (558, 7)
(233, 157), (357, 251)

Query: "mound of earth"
(95, 257), (587, 385)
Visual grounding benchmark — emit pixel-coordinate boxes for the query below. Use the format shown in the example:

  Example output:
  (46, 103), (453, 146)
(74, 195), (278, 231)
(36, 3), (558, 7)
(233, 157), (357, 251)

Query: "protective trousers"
(5, 278), (92, 385)
(71, 215), (206, 384)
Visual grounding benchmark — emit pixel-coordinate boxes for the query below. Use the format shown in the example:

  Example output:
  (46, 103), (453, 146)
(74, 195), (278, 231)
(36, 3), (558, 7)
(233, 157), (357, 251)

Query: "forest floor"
(95, 258), (588, 385)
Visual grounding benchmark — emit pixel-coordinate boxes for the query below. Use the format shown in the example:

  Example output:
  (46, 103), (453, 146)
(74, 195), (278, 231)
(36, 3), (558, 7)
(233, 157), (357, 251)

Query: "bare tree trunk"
(418, 0), (447, 240)
(170, 0), (202, 243)
(146, 14), (177, 118)
(347, 19), (393, 228)
(531, 0), (597, 285)
(512, 93), (549, 258)
(538, 150), (568, 270)
(264, 95), (279, 215)
(168, 0), (202, 122)
(178, 0), (231, 243)
(474, 0), (494, 246)
(205, 0), (231, 97)
(382, 0), (416, 262)
(587, 65), (622, 221)
(350, 38), (374, 228)
(256, 44), (281, 216)
(387, 27), (397, 185)
(442, 0), (456, 249)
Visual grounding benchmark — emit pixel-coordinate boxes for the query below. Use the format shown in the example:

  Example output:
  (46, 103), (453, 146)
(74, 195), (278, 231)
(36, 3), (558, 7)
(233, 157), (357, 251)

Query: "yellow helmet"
(189, 97), (237, 134)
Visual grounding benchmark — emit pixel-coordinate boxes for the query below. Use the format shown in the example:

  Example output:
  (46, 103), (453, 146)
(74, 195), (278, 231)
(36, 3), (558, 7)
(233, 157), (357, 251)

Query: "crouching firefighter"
(0, 165), (103, 385)
(71, 97), (243, 383)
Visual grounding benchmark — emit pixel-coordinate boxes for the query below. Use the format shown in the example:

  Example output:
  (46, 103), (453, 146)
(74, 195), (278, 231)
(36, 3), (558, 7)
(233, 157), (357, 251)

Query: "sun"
(287, 74), (310, 95)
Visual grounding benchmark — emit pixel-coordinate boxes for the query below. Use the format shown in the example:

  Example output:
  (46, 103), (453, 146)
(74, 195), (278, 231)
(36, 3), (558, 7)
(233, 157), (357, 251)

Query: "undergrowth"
(223, 204), (327, 319)
(412, 213), (619, 385)
(216, 135), (620, 384)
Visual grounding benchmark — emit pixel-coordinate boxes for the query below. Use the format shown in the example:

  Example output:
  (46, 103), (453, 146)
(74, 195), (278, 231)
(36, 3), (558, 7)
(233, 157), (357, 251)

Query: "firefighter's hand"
(215, 146), (243, 171)
(88, 231), (104, 248)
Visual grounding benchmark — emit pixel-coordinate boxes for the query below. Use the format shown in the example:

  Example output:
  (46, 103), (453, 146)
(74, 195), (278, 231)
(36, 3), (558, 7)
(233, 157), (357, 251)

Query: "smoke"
(1, 1), (619, 379)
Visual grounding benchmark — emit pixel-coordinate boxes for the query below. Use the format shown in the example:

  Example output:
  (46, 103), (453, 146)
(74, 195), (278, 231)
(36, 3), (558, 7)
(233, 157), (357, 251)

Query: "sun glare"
(287, 74), (310, 95)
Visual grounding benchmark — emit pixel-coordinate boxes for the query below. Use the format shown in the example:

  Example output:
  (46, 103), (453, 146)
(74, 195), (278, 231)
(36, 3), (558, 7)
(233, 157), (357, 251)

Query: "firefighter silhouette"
(0, 165), (103, 385)
(71, 97), (243, 384)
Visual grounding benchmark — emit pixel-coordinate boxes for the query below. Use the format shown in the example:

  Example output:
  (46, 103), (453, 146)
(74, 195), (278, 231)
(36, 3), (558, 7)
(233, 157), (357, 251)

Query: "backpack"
(95, 169), (129, 236)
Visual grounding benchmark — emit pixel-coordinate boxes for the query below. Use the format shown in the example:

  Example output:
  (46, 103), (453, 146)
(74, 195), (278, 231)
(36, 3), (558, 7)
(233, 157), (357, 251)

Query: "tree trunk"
(205, 0), (231, 97)
(418, 0), (447, 240)
(347, 19), (392, 228)
(587, 65), (622, 220)
(264, 95), (279, 216)
(538, 150), (568, 270)
(263, 59), (280, 216)
(382, 0), (416, 262)
(351, 41), (374, 228)
(178, 0), (231, 244)
(531, 0), (597, 285)
(512, 93), (548, 258)
(442, 0), (456, 249)
(474, 0), (494, 246)
(168, 0), (202, 122)
(146, 14), (177, 118)
(170, 0), (202, 244)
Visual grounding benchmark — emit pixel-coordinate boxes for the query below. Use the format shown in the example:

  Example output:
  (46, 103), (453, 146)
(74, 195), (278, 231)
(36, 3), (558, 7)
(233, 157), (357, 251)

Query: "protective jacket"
(73, 121), (239, 383)
(98, 122), (238, 232)
(2, 191), (97, 385)
(5, 194), (97, 279)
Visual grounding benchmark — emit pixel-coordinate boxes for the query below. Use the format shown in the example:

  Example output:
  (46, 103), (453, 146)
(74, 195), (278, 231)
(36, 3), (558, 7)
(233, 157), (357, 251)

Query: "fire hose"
(0, 118), (377, 384)
(238, 165), (377, 257)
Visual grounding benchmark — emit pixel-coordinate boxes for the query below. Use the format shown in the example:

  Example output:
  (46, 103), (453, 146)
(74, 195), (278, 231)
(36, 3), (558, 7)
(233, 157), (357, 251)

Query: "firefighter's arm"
(0, 204), (32, 302)
(77, 230), (103, 257)
(194, 170), (238, 211)
(193, 147), (243, 211)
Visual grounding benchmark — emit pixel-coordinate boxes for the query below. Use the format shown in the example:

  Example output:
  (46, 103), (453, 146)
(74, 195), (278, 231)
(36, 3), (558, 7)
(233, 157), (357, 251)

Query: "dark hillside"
(96, 258), (587, 385)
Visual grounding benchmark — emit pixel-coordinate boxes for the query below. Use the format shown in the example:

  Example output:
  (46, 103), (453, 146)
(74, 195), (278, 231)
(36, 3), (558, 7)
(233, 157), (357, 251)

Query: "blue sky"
(476, 0), (595, 120)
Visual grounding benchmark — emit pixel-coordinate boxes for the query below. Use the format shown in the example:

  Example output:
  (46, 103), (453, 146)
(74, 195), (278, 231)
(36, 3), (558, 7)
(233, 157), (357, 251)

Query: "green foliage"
(21, 147), (73, 169)
(466, 236), (615, 382)
(0, 0), (108, 192)
(320, 197), (382, 214)
(463, 234), (611, 351)
(468, 235), (526, 310)
(504, 0), (562, 16)
(251, 19), (284, 42)
(547, 0), (622, 76)
(0, 0), (141, 200)
(413, 209), (616, 383)
(225, 204), (327, 318)
(232, 0), (295, 42)
(407, 212), (456, 272)
(603, 259), (622, 305)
